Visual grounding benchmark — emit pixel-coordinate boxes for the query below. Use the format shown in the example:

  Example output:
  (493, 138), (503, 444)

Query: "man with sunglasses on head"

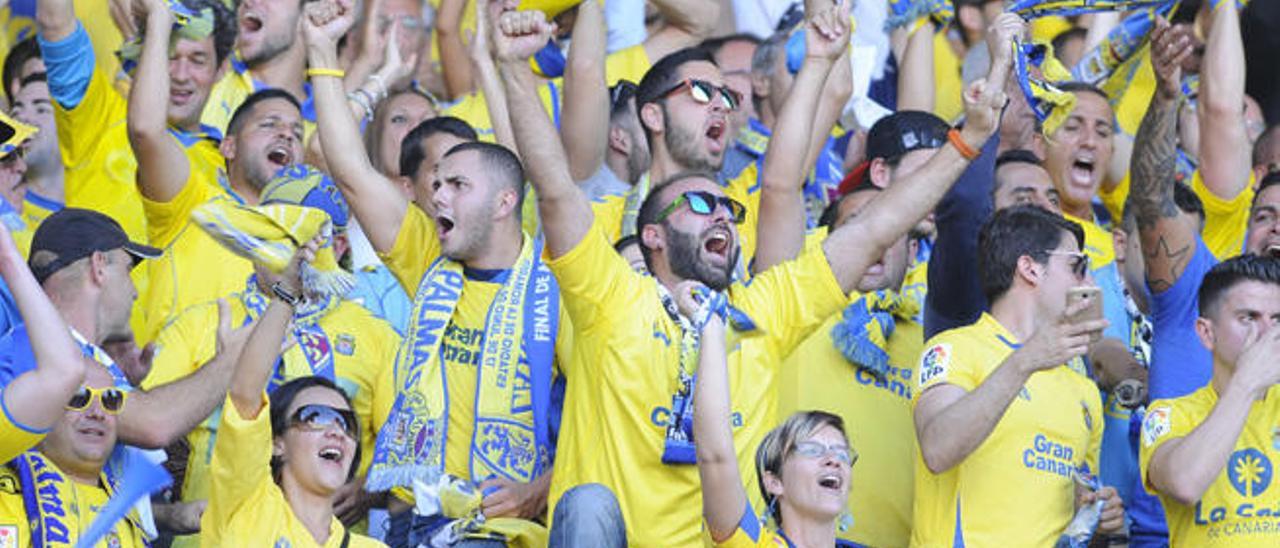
(912, 205), (1124, 545)
(0, 363), (150, 547)
(494, 1), (1006, 544)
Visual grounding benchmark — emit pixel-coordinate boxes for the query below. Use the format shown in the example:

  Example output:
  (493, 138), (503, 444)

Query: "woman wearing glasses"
(681, 281), (855, 547)
(201, 239), (384, 547)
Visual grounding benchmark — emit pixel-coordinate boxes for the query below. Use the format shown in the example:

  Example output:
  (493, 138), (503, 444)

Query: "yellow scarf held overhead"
(190, 201), (353, 300)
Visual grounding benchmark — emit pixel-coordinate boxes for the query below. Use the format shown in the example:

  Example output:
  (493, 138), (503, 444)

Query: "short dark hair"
(995, 149), (1043, 170)
(634, 171), (719, 267)
(1198, 254), (1280, 317)
(635, 48), (719, 146)
(3, 37), (40, 105)
(269, 376), (360, 483)
(1174, 181), (1205, 223)
(978, 205), (1086, 303)
(399, 116), (478, 180)
(614, 234), (640, 253)
(1057, 81), (1111, 105)
(179, 0), (237, 66)
(441, 141), (525, 219)
(226, 88), (302, 137)
(819, 186), (880, 231)
(698, 33), (763, 56)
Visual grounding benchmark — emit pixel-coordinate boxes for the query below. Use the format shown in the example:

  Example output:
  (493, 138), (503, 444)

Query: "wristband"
(947, 128), (979, 160)
(306, 67), (346, 79)
(271, 282), (302, 307)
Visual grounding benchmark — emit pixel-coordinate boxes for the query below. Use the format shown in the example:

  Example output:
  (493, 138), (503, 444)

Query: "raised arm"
(753, 0), (849, 273)
(469, 0), (517, 154)
(558, 0), (609, 183)
(0, 223), (85, 436)
(493, 8), (593, 259)
(436, 0), (475, 99)
(229, 244), (313, 419)
(1125, 17), (1198, 294)
(1146, 328), (1280, 505)
(643, 0), (719, 62)
(1197, 0), (1250, 200)
(305, 0), (408, 254)
(128, 0), (192, 203)
(35, 0), (78, 42)
(118, 300), (254, 448)
(895, 20), (936, 113)
(682, 284), (742, 542)
(821, 29), (1010, 293)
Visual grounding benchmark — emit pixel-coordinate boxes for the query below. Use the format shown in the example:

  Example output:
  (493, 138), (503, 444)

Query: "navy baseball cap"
(838, 110), (950, 195)
(28, 208), (162, 284)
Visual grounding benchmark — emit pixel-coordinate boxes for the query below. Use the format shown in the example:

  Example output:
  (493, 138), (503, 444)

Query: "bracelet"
(346, 89), (374, 120)
(271, 282), (302, 308)
(306, 67), (346, 79)
(947, 128), (979, 161)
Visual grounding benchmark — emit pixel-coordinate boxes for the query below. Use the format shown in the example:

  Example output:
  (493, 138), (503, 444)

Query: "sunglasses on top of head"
(289, 404), (359, 440)
(656, 79), (742, 111)
(656, 190), (746, 224)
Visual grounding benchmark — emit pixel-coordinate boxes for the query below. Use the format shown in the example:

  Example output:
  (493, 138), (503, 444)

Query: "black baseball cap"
(28, 208), (162, 284)
(838, 110), (951, 195)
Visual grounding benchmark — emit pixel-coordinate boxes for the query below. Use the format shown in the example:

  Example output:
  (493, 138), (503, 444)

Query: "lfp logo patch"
(1228, 448), (1272, 498)
(1141, 406), (1171, 448)
(919, 343), (951, 386)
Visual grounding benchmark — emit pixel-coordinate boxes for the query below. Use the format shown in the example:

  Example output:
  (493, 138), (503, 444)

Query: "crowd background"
(1, 0), (1280, 546)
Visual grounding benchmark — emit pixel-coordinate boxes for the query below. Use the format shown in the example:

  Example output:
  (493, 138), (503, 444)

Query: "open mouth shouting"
(240, 10), (264, 34)
(705, 116), (728, 155)
(1265, 243), (1280, 259)
(266, 143), (295, 171)
(817, 472), (844, 494)
(1068, 153), (1097, 189)
(702, 225), (733, 264)
(435, 212), (456, 241)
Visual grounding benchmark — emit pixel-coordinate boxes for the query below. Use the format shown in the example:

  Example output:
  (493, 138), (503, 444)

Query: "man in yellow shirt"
(912, 205), (1124, 546)
(778, 185), (922, 547)
(128, 0), (314, 345)
(1139, 255), (1280, 546)
(0, 365), (149, 547)
(35, 0), (239, 343)
(307, 6), (570, 546)
(5, 43), (66, 244)
(201, 0), (312, 134)
(495, 4), (1004, 543)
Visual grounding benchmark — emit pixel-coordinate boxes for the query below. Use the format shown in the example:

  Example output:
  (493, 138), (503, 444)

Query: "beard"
(665, 222), (736, 291)
(662, 115), (721, 173)
(242, 24), (298, 66)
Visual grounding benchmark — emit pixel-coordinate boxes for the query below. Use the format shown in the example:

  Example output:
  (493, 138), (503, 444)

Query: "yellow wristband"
(306, 68), (346, 79)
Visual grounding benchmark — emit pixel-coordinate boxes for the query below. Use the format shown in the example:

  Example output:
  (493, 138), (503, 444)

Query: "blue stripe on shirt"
(37, 22), (95, 110)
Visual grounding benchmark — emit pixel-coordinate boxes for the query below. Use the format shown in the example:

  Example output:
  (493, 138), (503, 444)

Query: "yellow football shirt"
(376, 205), (571, 490)
(137, 169), (255, 344)
(0, 452), (147, 547)
(146, 296), (399, 509)
(545, 217), (846, 547)
(0, 394), (45, 464)
(1194, 170), (1254, 261)
(200, 56), (317, 139)
(1140, 385), (1280, 546)
(911, 313), (1103, 547)
(201, 393), (385, 547)
(932, 32), (964, 124)
(778, 296), (922, 547)
(709, 504), (789, 548)
(1063, 212), (1117, 270)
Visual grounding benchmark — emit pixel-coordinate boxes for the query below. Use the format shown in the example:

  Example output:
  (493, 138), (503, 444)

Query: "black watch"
(271, 282), (302, 307)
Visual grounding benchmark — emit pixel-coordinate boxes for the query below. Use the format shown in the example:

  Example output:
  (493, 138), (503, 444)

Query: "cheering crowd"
(1, 0), (1279, 546)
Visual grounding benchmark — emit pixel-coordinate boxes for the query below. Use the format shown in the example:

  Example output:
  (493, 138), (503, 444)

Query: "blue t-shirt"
(348, 264), (411, 336)
(1148, 239), (1217, 400)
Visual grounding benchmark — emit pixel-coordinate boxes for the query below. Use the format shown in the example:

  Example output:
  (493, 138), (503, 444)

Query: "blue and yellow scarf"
(11, 451), (148, 548)
(367, 234), (558, 492)
(830, 290), (920, 378)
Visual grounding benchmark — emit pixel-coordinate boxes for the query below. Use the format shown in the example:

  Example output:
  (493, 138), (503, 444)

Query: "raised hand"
(804, 0), (850, 62)
(214, 298), (253, 362)
(1149, 16), (1196, 101)
(1228, 324), (1280, 399)
(376, 23), (419, 89)
(131, 0), (170, 26)
(466, 0), (498, 64)
(491, 6), (557, 63)
(985, 12), (1026, 91)
(302, 0), (357, 51)
(1015, 297), (1109, 374)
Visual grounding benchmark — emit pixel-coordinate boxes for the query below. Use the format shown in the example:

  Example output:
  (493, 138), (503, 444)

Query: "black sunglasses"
(656, 191), (746, 224)
(289, 404), (359, 440)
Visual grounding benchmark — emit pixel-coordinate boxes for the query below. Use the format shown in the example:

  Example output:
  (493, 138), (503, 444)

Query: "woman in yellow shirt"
(201, 238), (383, 547)
(684, 282), (855, 548)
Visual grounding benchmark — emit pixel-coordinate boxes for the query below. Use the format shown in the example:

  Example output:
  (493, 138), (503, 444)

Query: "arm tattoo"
(1144, 235), (1193, 294)
(1126, 95), (1181, 231)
